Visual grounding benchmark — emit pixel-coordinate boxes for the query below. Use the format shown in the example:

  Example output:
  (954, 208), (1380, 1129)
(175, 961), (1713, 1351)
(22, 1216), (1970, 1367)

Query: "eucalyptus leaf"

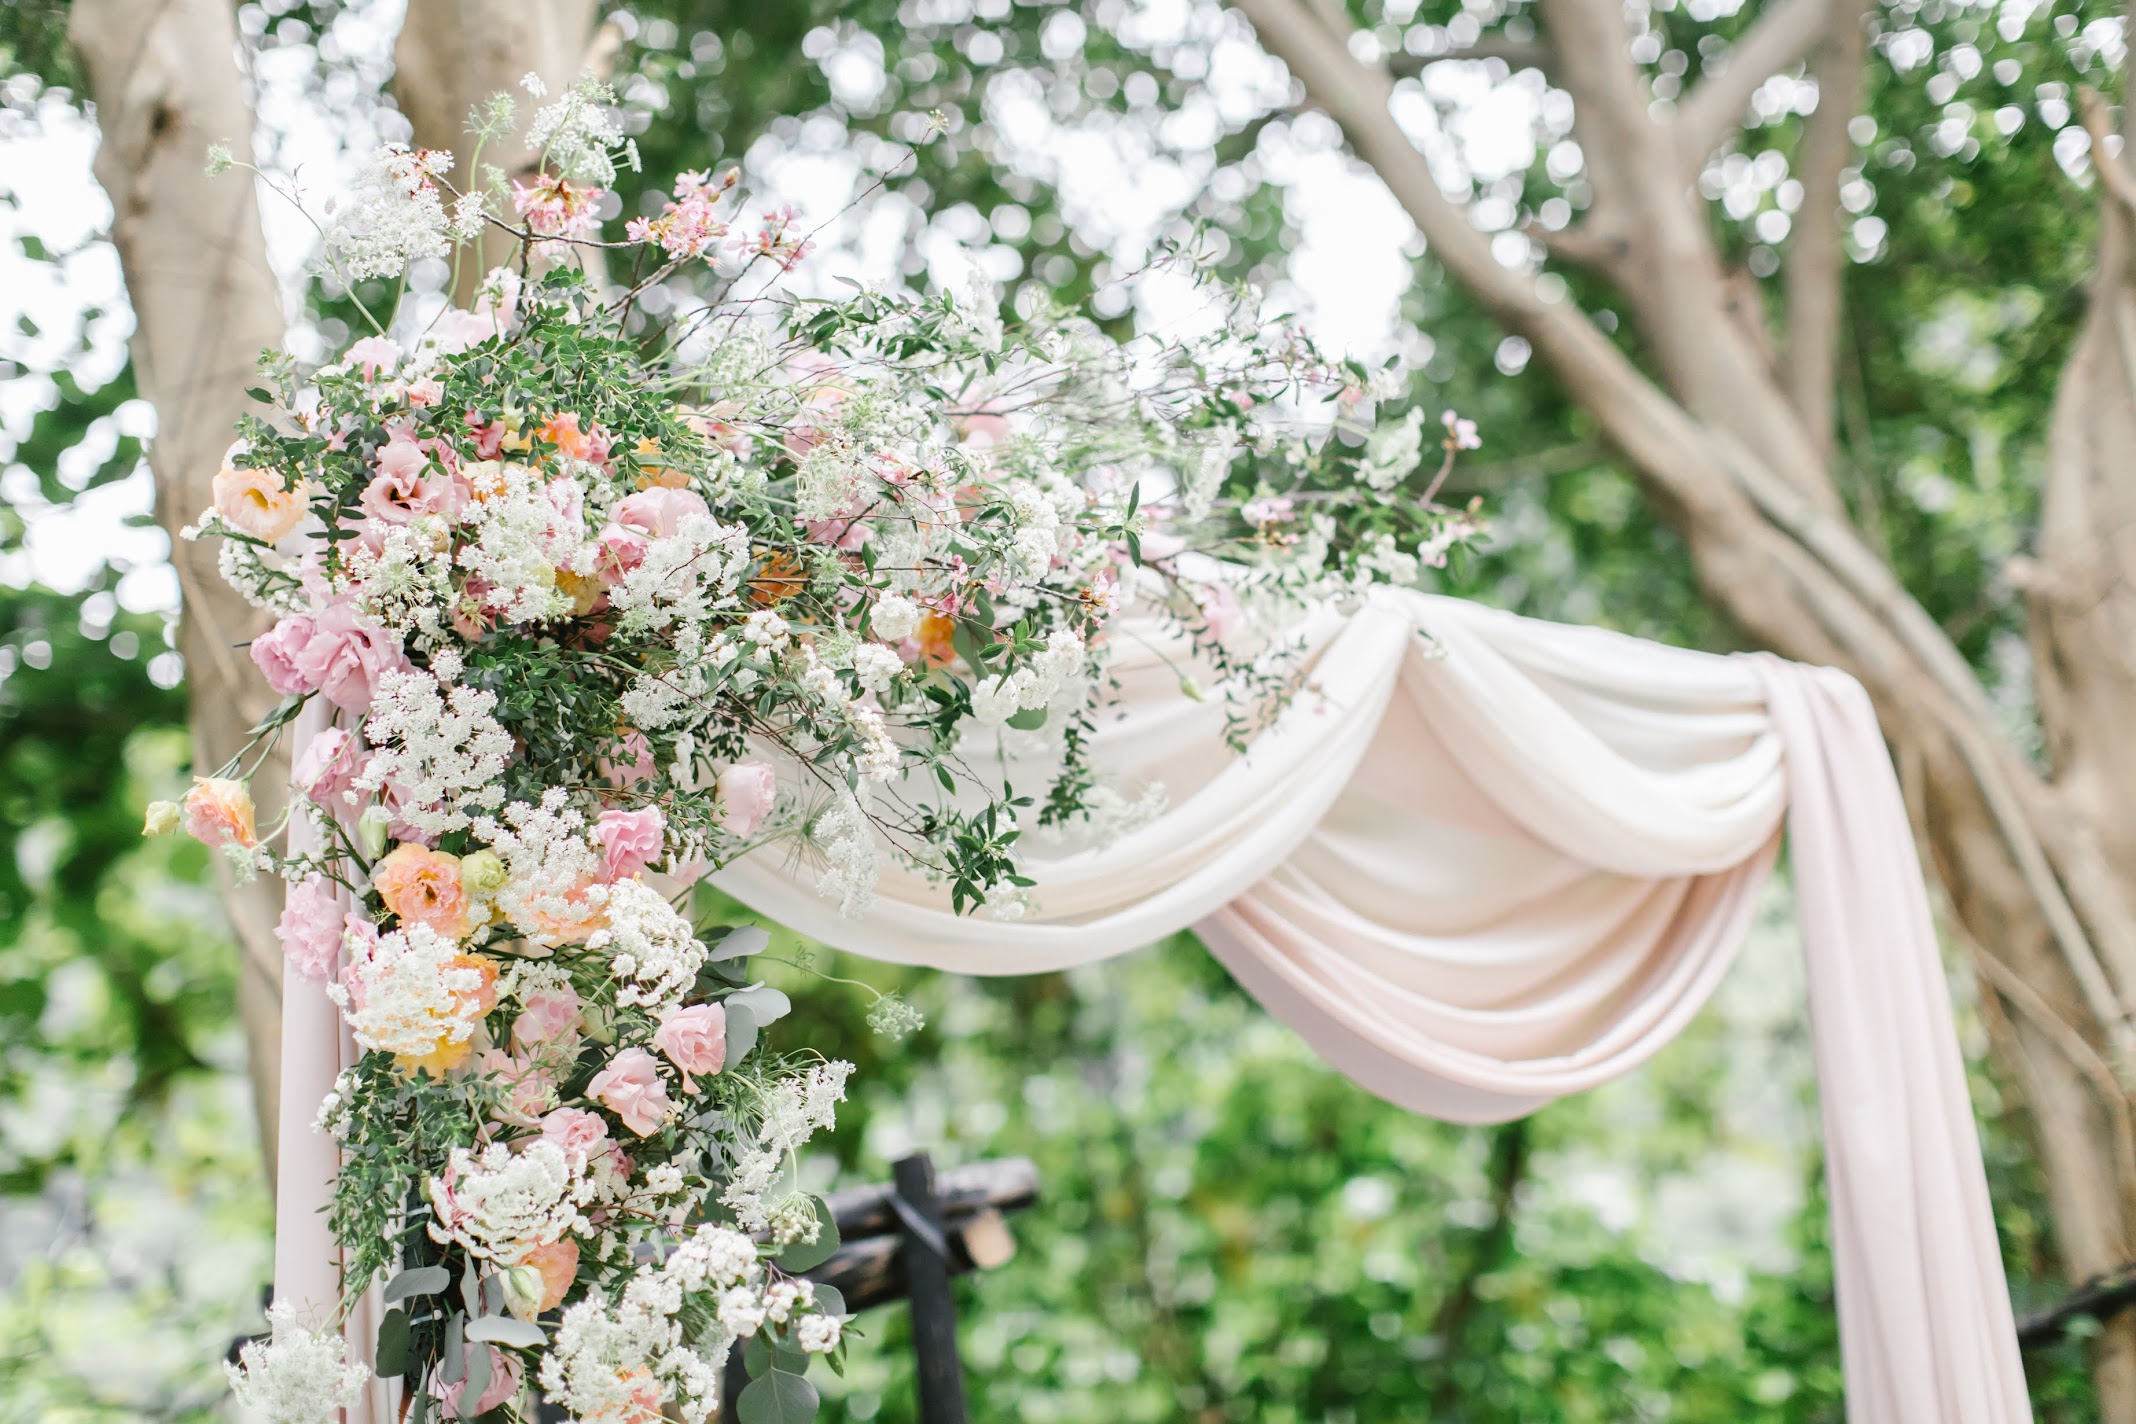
(382, 1265), (451, 1305)
(726, 984), (791, 1026)
(441, 1311), (465, 1386)
(373, 1307), (410, 1379)
(1005, 705), (1048, 731)
(776, 1197), (841, 1273)
(465, 1315), (547, 1348)
(813, 1285), (846, 1319)
(707, 924), (770, 961)
(735, 1367), (820, 1424)
(723, 1002), (759, 1062)
(458, 1336), (491, 1417)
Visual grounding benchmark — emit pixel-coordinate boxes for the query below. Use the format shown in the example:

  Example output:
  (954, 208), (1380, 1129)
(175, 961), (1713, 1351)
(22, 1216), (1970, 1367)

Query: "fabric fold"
(275, 591), (2031, 1424)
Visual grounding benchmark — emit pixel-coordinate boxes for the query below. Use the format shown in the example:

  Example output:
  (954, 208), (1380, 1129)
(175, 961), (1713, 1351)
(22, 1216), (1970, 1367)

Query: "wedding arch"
(271, 589), (2032, 1422)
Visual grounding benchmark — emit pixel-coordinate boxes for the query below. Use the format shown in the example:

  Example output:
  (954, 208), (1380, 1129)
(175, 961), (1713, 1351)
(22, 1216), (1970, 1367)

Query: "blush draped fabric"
(275, 590), (2032, 1423)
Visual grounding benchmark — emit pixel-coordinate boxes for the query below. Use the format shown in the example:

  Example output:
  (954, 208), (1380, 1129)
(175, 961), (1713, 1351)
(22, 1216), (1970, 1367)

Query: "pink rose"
(513, 986), (583, 1053)
(613, 487), (708, 539)
(344, 335), (400, 379)
(652, 1003), (727, 1092)
(479, 1049), (559, 1126)
(291, 602), (409, 713)
(1196, 581), (1243, 646)
(592, 523), (648, 585)
(406, 377), (444, 408)
(716, 761), (777, 838)
(585, 1047), (675, 1138)
(595, 807), (665, 883)
(249, 614), (318, 696)
(429, 1346), (520, 1417)
(293, 727), (364, 810)
(539, 1106), (611, 1164)
(276, 877), (344, 982)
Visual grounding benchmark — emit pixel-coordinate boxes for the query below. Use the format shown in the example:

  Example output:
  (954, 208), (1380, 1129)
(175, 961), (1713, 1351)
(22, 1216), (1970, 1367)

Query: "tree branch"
(1782, 0), (1874, 462)
(1673, 0), (1836, 173)
(2079, 87), (2136, 219)
(1387, 34), (1550, 77)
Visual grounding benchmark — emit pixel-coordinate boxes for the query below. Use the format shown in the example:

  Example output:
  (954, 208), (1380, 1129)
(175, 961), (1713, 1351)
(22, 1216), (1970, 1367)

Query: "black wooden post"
(892, 1152), (969, 1424)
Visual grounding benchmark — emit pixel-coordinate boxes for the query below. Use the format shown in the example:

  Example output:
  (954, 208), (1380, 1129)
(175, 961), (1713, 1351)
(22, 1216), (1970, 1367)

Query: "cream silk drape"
(274, 590), (2033, 1423)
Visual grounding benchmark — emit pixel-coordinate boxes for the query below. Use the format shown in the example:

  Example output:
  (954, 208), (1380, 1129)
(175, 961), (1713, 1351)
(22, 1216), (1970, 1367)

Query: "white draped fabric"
(274, 590), (2032, 1422)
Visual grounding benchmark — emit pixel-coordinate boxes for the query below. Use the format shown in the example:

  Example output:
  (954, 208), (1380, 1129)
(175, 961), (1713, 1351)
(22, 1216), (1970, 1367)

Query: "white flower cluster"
(476, 792), (606, 947)
(607, 513), (750, 637)
(334, 923), (489, 1060)
(968, 627), (1087, 726)
(224, 1302), (371, 1424)
(340, 519), (459, 635)
(322, 144), (454, 282)
(721, 1061), (852, 1234)
(541, 1220), (774, 1424)
(809, 790), (878, 918)
(586, 877), (707, 1010)
(428, 1139), (585, 1265)
(1003, 478), (1064, 576)
(359, 669), (511, 835)
(525, 78), (628, 185)
(1360, 407), (1426, 491)
(455, 463), (588, 625)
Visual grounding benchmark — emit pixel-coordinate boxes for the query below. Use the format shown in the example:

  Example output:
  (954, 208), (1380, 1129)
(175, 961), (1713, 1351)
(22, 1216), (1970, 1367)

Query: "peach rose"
(652, 1003), (727, 1092)
(212, 461), (309, 543)
(392, 952), (499, 1077)
(182, 777), (256, 849)
(586, 1047), (675, 1137)
(372, 843), (474, 939)
(524, 1235), (580, 1314)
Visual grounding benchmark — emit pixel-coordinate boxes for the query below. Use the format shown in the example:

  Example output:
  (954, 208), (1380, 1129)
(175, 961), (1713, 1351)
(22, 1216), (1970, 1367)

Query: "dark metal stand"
(893, 1152), (969, 1424)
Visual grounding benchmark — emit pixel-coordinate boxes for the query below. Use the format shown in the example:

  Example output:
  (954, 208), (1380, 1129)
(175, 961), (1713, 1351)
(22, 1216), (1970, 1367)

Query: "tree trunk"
(71, 0), (293, 1184)
(1229, 0), (2136, 1411)
(390, 0), (605, 301)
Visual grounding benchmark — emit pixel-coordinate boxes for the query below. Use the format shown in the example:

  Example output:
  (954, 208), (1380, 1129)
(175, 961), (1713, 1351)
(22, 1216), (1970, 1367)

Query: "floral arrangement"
(161, 77), (1481, 1424)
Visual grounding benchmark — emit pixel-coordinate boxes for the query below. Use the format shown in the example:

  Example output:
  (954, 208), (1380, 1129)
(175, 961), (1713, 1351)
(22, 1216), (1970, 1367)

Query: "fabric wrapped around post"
(275, 590), (2033, 1422)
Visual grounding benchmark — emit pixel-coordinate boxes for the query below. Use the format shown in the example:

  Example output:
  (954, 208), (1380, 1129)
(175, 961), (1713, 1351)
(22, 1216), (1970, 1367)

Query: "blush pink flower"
(344, 335), (400, 379)
(429, 1346), (520, 1417)
(293, 726), (365, 810)
(291, 602), (410, 713)
(585, 1047), (675, 1137)
(613, 487), (709, 539)
(652, 1002), (727, 1092)
(360, 438), (463, 524)
(513, 985), (583, 1053)
(183, 778), (256, 849)
(276, 877), (344, 982)
(716, 761), (777, 838)
(249, 613), (318, 695)
(595, 807), (665, 883)
(478, 1049), (559, 1126)
(539, 1106), (611, 1164)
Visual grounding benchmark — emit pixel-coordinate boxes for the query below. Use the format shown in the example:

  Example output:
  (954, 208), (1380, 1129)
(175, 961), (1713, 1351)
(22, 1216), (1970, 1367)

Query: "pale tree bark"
(71, 0), (293, 1183)
(390, 0), (609, 300)
(1230, 0), (2136, 1410)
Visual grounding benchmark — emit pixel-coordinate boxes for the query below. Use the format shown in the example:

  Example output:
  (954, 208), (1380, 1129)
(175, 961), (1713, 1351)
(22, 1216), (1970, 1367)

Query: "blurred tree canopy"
(0, 0), (2123, 1417)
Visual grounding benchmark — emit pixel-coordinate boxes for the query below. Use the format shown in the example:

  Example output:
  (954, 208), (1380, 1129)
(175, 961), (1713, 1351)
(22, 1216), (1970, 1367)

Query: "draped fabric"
(274, 590), (2032, 1423)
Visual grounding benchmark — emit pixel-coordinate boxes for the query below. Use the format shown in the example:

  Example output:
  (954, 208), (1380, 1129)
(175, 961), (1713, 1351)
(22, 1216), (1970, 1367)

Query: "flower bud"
(142, 801), (182, 837)
(499, 1265), (547, 1322)
(459, 849), (508, 900)
(357, 804), (392, 860)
